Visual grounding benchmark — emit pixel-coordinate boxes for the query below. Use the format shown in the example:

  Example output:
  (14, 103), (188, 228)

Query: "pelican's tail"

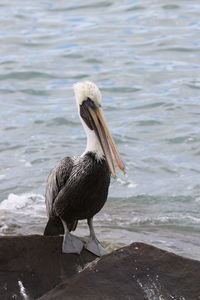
(67, 220), (78, 232)
(44, 216), (64, 236)
(44, 217), (78, 235)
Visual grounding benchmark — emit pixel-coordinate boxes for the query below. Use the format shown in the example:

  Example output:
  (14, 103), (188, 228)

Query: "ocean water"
(0, 0), (200, 260)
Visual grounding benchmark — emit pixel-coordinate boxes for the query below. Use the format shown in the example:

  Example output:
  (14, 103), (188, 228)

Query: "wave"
(0, 193), (46, 235)
(0, 192), (45, 211)
(0, 71), (56, 81)
(1, 192), (199, 235)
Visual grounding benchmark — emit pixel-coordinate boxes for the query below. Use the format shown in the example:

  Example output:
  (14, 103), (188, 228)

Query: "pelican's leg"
(61, 219), (84, 254)
(84, 218), (107, 257)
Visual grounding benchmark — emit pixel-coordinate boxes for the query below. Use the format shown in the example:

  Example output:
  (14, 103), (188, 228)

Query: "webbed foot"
(62, 233), (84, 254)
(84, 236), (107, 257)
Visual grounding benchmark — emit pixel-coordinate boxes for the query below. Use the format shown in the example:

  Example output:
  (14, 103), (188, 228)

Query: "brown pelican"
(44, 81), (125, 256)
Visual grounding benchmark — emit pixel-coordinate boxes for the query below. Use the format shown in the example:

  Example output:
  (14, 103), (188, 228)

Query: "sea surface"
(0, 0), (200, 260)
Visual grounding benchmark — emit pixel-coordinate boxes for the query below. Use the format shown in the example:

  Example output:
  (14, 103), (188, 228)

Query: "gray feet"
(62, 232), (84, 254)
(62, 234), (107, 256)
(84, 217), (107, 256)
(84, 236), (107, 257)
(61, 218), (107, 256)
(61, 218), (83, 254)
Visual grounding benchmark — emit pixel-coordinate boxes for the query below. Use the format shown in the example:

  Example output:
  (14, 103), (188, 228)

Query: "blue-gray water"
(0, 1), (200, 260)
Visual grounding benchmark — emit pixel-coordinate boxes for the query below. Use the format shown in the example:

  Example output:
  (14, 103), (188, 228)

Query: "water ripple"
(0, 0), (200, 259)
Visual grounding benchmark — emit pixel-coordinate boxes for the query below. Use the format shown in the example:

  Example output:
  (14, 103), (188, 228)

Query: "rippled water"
(0, 0), (200, 260)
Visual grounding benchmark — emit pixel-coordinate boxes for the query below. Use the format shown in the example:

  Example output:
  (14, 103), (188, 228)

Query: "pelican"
(44, 81), (125, 256)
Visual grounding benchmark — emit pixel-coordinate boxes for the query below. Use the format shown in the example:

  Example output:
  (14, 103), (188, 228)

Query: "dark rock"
(1, 235), (200, 300)
(0, 235), (96, 300)
(39, 242), (200, 300)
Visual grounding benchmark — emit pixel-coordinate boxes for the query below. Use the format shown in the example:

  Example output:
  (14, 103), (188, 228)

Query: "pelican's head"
(74, 81), (102, 107)
(73, 81), (126, 177)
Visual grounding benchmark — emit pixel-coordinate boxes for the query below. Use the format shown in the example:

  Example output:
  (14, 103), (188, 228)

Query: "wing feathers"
(45, 157), (74, 217)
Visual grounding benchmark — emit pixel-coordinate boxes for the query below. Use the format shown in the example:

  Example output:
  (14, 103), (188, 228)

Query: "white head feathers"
(73, 81), (102, 106)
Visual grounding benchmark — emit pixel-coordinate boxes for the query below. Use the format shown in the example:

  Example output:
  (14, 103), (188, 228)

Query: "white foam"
(127, 182), (138, 188)
(0, 192), (46, 235)
(116, 177), (138, 189)
(19, 159), (32, 167)
(0, 193), (44, 211)
(0, 174), (6, 180)
(25, 162), (32, 167)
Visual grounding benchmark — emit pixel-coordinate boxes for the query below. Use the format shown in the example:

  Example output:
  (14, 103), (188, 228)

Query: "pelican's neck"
(80, 120), (104, 159)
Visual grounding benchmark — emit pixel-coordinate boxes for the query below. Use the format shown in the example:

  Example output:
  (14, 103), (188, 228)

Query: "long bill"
(88, 106), (126, 177)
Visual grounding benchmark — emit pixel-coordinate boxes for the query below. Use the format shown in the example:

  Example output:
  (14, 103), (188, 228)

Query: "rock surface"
(39, 242), (200, 300)
(0, 235), (200, 300)
(0, 235), (96, 300)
